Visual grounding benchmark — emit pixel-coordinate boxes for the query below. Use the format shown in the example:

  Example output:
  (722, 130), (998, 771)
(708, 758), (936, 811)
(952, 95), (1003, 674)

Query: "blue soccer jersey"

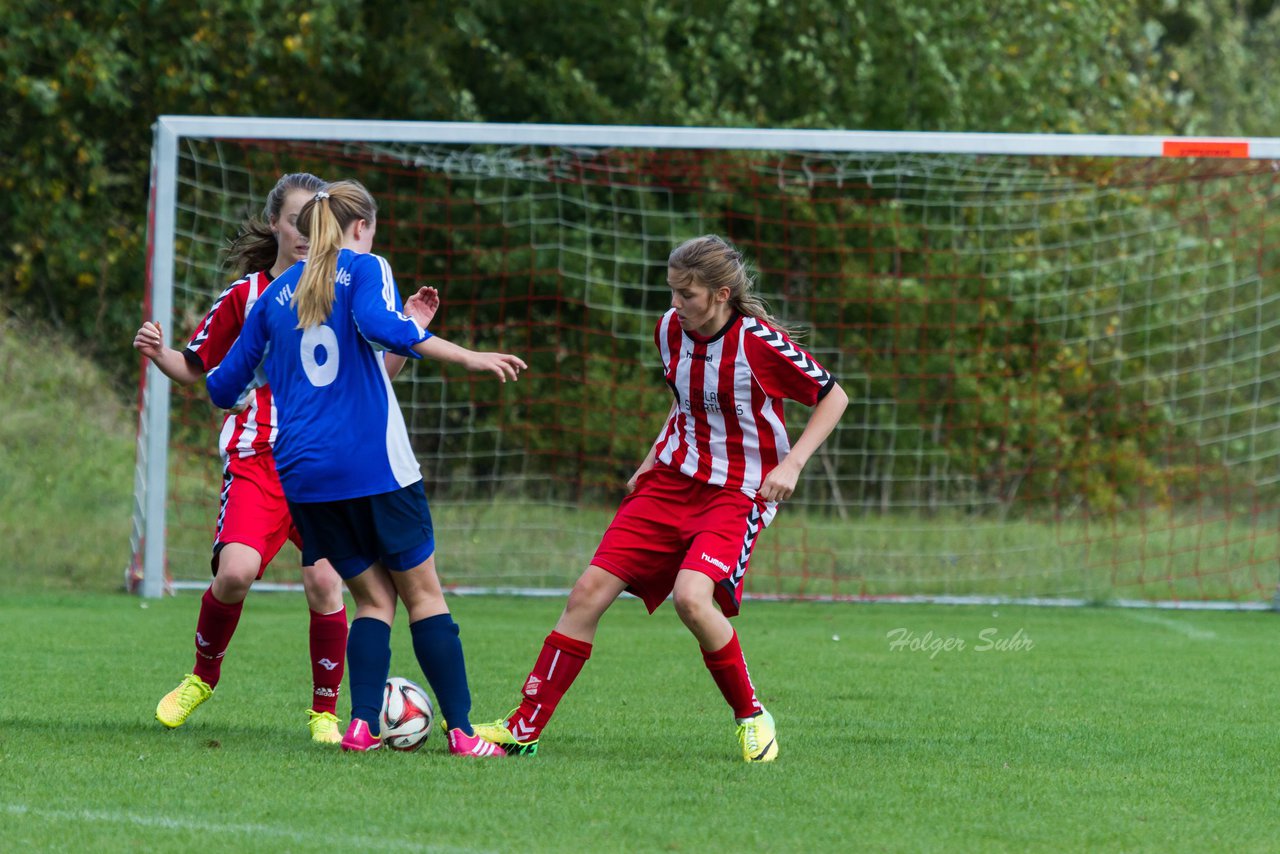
(207, 250), (432, 502)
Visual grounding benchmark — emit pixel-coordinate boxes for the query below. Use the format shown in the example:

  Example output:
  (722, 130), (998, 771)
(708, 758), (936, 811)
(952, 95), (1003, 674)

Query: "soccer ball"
(379, 677), (434, 752)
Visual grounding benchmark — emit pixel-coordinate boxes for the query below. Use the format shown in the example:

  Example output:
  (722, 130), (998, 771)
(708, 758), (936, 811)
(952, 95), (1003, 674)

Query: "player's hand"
(133, 321), (165, 360)
(404, 286), (440, 328)
(467, 351), (527, 383)
(626, 460), (655, 493)
(757, 457), (801, 502)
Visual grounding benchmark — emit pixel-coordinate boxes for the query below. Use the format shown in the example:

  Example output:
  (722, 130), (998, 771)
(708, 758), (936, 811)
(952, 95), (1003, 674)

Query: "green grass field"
(4, 311), (1280, 851)
(3, 591), (1278, 852)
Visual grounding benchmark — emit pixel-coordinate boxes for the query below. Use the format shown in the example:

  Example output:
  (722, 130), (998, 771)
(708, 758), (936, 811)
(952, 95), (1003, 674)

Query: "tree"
(0, 0), (1261, 387)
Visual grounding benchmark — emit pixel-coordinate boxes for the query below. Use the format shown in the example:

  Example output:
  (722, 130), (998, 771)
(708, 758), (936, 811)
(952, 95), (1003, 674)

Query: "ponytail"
(293, 180), (378, 328)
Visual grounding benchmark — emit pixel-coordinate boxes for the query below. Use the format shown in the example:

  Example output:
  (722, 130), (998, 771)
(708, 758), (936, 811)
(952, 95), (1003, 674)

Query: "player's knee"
(213, 560), (257, 597)
(398, 586), (446, 622)
(672, 587), (713, 627)
(567, 572), (611, 608)
(351, 587), (396, 620)
(301, 563), (344, 610)
(561, 587), (607, 627)
(210, 578), (251, 605)
(563, 586), (593, 617)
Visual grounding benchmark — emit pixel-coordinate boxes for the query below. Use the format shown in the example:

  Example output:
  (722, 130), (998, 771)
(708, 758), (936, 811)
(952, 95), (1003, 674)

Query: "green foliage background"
(6, 0), (1280, 538)
(7, 0), (1280, 376)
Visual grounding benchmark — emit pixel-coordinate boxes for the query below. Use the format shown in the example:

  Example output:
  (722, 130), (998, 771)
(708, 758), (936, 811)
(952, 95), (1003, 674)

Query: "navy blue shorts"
(288, 485), (435, 580)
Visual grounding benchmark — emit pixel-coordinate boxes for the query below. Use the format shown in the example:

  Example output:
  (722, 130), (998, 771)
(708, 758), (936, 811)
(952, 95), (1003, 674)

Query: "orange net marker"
(1162, 140), (1250, 158)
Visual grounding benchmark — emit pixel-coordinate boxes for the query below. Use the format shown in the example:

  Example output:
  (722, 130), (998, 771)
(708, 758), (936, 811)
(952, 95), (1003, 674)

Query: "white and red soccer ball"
(379, 677), (434, 751)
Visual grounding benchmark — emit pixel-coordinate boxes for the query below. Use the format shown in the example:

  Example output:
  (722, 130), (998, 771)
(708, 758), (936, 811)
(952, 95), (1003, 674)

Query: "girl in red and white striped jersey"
(476, 234), (848, 762)
(133, 172), (436, 744)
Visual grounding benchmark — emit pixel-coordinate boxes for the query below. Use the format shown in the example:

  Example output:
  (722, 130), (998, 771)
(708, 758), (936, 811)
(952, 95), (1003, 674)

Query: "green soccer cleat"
(155, 674), (213, 728)
(307, 709), (343, 745)
(473, 712), (539, 756)
(736, 708), (779, 763)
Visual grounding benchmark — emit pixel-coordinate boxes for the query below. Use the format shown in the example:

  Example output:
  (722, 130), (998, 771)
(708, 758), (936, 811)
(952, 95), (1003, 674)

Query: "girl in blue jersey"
(207, 180), (525, 756)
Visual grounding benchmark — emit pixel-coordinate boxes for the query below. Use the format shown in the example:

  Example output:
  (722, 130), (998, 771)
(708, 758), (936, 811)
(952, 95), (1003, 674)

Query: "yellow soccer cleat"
(307, 710), (343, 745)
(473, 711), (539, 756)
(736, 708), (779, 763)
(155, 674), (213, 728)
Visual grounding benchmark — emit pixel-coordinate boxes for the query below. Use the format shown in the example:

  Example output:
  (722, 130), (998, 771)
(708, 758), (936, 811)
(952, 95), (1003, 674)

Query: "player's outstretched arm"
(412, 335), (526, 383)
(757, 382), (849, 503)
(132, 321), (204, 385)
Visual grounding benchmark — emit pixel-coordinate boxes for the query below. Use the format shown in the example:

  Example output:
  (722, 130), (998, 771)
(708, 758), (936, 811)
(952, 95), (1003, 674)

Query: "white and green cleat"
(473, 712), (539, 756)
(736, 708), (779, 762)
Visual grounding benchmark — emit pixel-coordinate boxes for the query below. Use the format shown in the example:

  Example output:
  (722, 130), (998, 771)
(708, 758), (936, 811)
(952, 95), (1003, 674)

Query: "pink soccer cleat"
(340, 718), (382, 752)
(447, 727), (507, 758)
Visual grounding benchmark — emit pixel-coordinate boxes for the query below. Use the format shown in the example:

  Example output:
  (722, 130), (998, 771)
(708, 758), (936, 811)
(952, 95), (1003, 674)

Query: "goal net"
(131, 119), (1280, 606)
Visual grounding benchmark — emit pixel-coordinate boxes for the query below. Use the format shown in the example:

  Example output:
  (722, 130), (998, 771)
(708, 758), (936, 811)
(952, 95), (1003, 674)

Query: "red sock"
(309, 607), (348, 714)
(506, 631), (592, 741)
(701, 631), (762, 719)
(191, 587), (244, 688)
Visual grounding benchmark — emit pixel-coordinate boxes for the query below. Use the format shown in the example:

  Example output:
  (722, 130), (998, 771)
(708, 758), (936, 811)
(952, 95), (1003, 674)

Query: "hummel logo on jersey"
(317, 658), (340, 671)
(683, 348), (712, 362)
(196, 632), (211, 648)
(702, 552), (731, 573)
(523, 674), (542, 697)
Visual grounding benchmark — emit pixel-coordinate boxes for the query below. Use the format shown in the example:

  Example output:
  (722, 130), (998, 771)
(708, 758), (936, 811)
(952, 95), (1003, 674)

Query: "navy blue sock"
(410, 613), (472, 735)
(347, 617), (392, 735)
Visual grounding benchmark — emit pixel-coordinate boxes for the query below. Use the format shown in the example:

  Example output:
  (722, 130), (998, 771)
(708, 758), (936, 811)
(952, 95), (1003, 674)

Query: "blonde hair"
(293, 179), (378, 328)
(667, 235), (797, 337)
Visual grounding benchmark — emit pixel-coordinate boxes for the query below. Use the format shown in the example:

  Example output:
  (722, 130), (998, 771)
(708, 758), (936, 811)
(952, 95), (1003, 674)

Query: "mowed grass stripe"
(2, 594), (1278, 853)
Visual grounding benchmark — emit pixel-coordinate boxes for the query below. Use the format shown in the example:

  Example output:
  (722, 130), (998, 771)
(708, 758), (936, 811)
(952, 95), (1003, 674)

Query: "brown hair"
(667, 235), (797, 337)
(223, 172), (328, 278)
(292, 179), (378, 328)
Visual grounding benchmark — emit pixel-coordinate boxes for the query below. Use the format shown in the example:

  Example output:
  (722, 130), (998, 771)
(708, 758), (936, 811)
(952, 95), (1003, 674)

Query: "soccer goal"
(131, 117), (1280, 608)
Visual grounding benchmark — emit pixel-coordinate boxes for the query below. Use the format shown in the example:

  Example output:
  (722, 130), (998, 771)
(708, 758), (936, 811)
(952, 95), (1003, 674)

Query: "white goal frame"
(134, 116), (1280, 601)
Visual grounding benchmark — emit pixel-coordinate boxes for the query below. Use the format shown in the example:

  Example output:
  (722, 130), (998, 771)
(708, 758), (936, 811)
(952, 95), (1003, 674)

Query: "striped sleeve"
(185, 278), (251, 372)
(742, 317), (834, 406)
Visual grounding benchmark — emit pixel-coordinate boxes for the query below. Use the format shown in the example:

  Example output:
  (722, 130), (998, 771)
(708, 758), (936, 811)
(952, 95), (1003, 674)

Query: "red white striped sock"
(505, 631), (592, 742)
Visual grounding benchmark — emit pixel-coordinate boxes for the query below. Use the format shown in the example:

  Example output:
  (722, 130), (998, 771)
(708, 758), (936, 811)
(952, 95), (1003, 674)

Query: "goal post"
(132, 116), (1280, 607)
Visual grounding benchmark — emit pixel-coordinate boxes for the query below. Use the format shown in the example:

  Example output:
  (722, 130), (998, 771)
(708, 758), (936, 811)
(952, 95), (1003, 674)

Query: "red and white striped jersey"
(184, 271), (276, 459)
(652, 309), (835, 521)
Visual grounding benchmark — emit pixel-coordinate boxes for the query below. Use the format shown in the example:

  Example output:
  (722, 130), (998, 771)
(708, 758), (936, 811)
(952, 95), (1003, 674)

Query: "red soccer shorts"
(212, 452), (302, 577)
(590, 464), (766, 617)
